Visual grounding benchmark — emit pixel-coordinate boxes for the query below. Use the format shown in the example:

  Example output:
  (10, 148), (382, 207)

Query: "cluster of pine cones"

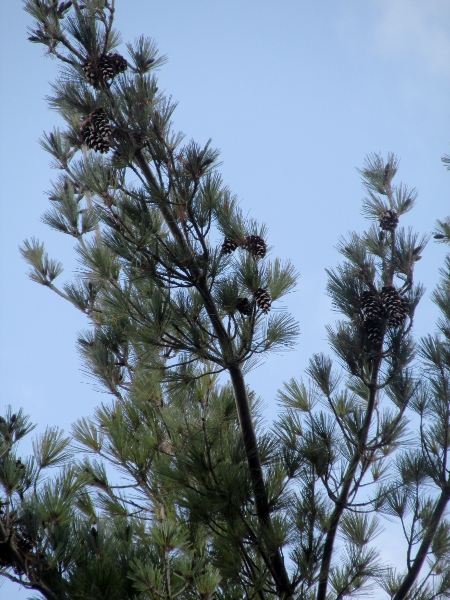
(82, 52), (128, 89)
(236, 288), (271, 316)
(221, 236), (270, 315)
(221, 235), (267, 259)
(360, 286), (409, 347)
(81, 108), (112, 153)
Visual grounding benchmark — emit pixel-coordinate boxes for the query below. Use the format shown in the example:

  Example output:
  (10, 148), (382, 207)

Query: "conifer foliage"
(3, 1), (449, 599)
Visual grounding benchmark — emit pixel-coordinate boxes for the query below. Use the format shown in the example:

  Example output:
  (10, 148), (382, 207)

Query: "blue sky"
(0, 1), (449, 597)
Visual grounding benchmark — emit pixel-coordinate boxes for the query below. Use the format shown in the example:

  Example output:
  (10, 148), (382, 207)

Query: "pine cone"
(107, 52), (128, 74)
(360, 291), (383, 321)
(82, 123), (110, 153)
(253, 288), (271, 314)
(364, 319), (383, 349)
(381, 286), (409, 328)
(236, 297), (253, 316)
(241, 235), (267, 258)
(82, 59), (99, 87)
(99, 56), (116, 83)
(83, 53), (128, 88)
(389, 296), (409, 328)
(81, 108), (112, 154)
(380, 285), (399, 313)
(380, 209), (399, 231)
(221, 238), (237, 255)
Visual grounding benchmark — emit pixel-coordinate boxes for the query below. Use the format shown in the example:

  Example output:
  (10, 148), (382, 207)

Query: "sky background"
(0, 1), (449, 598)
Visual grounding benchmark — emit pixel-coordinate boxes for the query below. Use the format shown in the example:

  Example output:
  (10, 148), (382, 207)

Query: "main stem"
(136, 154), (293, 599)
(228, 363), (294, 599)
(199, 282), (293, 599)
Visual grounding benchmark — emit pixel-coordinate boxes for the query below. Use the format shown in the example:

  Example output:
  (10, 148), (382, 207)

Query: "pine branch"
(316, 359), (381, 600)
(393, 488), (450, 600)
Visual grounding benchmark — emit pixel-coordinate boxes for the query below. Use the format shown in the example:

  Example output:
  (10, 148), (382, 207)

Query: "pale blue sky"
(0, 1), (449, 598)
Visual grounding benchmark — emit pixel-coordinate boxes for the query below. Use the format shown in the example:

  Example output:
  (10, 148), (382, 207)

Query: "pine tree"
(2, 2), (448, 598)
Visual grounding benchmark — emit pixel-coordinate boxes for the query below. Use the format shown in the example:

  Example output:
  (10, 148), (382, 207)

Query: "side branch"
(392, 487), (450, 600)
(317, 360), (381, 600)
